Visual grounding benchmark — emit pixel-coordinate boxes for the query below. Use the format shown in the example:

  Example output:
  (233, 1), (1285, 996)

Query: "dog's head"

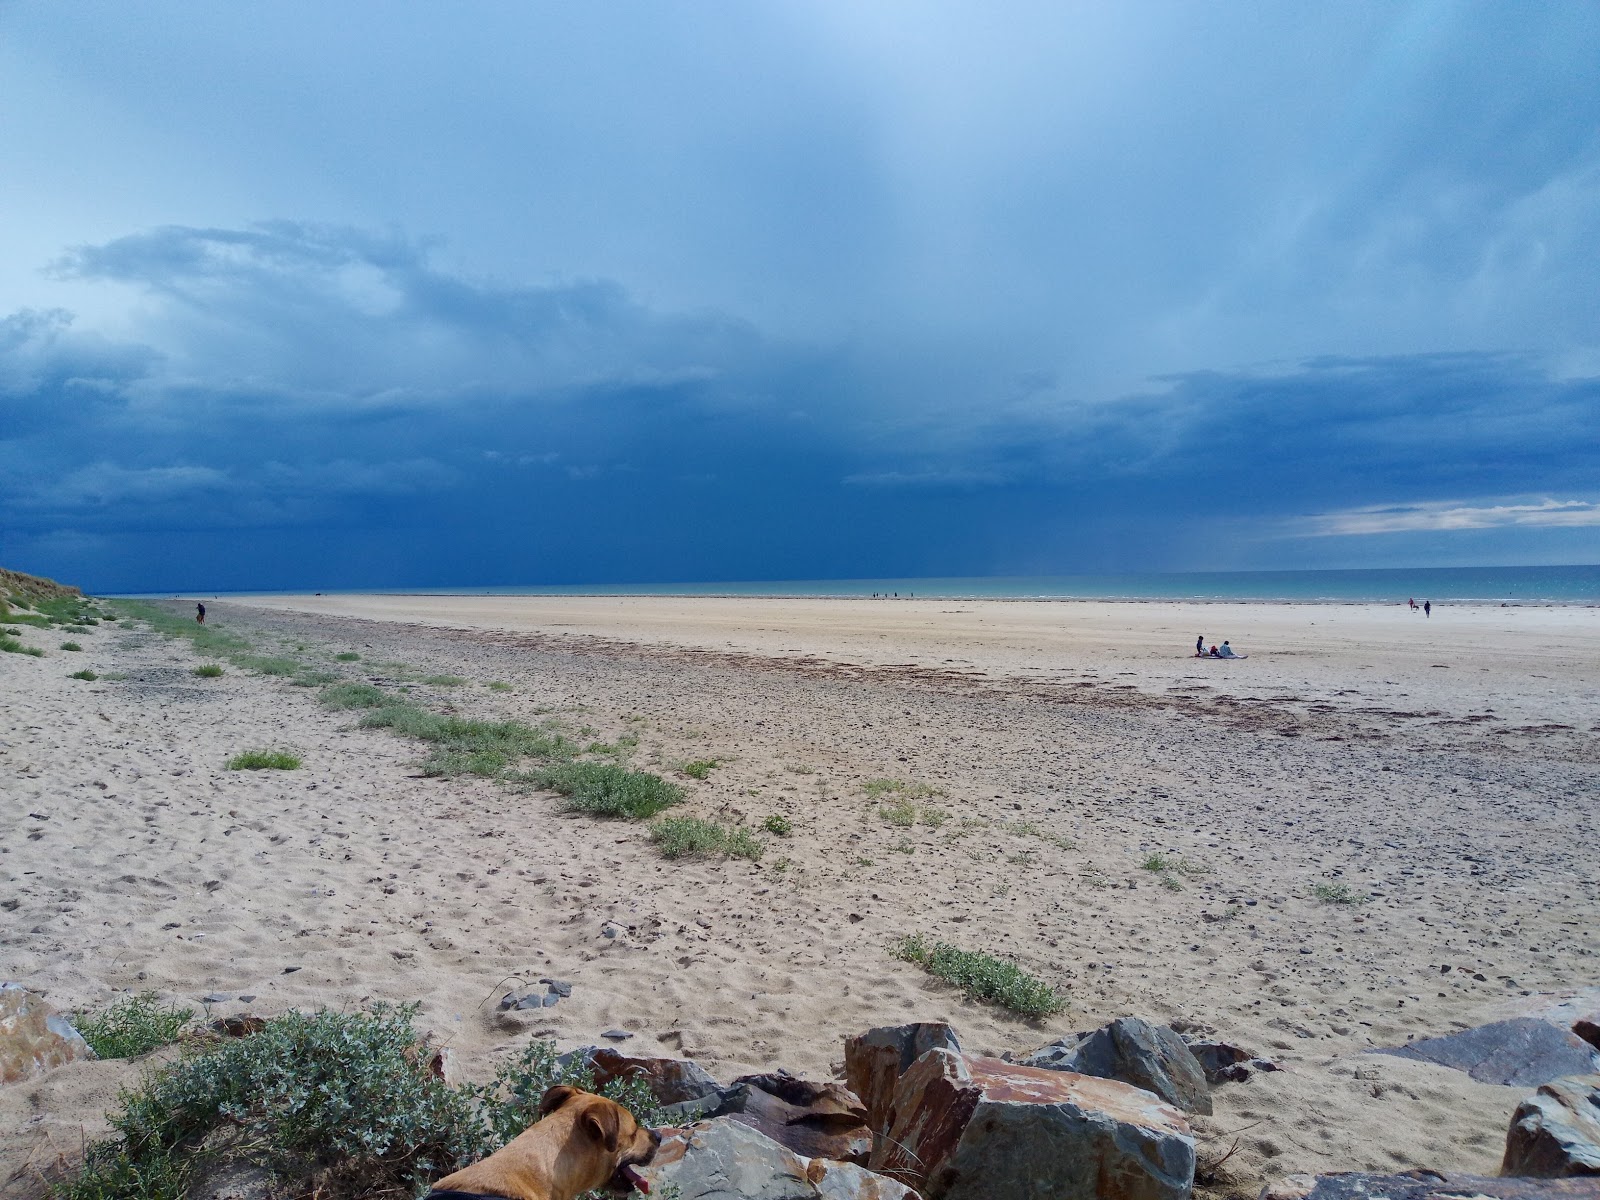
(538, 1085), (660, 1195)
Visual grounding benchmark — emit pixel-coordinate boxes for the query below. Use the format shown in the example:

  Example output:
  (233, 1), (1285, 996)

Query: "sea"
(336, 564), (1599, 605)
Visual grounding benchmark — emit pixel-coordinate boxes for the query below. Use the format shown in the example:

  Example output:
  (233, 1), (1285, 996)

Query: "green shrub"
(192, 664), (225, 678)
(226, 749), (301, 770)
(1311, 881), (1368, 905)
(763, 814), (792, 835)
(362, 705), (574, 778)
(69, 669), (99, 680)
(320, 681), (389, 709)
(55, 1006), (666, 1200)
(880, 798), (917, 827)
(72, 992), (194, 1059)
(650, 816), (763, 861)
(533, 761), (683, 819)
(892, 934), (1066, 1018)
(60, 641), (84, 652)
(1, 635), (44, 656)
(7, 612), (51, 628)
(681, 758), (721, 780)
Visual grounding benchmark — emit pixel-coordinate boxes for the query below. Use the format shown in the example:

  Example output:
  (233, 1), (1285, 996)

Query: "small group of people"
(1407, 597), (1432, 617)
(1195, 634), (1243, 658)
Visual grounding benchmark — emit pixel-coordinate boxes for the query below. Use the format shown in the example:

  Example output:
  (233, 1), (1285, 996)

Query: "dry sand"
(3, 594), (1598, 1196)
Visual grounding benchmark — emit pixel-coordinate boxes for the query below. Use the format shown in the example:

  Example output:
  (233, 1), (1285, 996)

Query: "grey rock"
(1375, 1018), (1599, 1087)
(843, 1021), (962, 1136)
(639, 1118), (919, 1200)
(1502, 1073), (1600, 1177)
(1026, 1017), (1213, 1115)
(541, 993), (559, 1008)
(542, 978), (573, 997)
(514, 994), (544, 1011)
(603, 1028), (633, 1040)
(203, 993), (232, 1004)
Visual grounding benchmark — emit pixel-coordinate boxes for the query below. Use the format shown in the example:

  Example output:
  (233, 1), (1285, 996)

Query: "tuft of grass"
(532, 761), (683, 819)
(320, 681), (390, 709)
(53, 1005), (668, 1200)
(892, 934), (1066, 1018)
(290, 669), (339, 687)
(422, 674), (467, 687)
(235, 654), (300, 677)
(863, 778), (944, 800)
(681, 758), (722, 780)
(361, 704), (574, 778)
(650, 816), (763, 861)
(763, 813), (793, 835)
(1141, 852), (1171, 872)
(881, 798), (947, 828)
(334, 651), (361, 662)
(1311, 881), (1368, 905)
(7, 612), (53, 628)
(192, 663), (225, 678)
(1, 635), (45, 656)
(487, 680), (513, 692)
(60, 641), (84, 651)
(69, 668), (98, 680)
(226, 749), (301, 771)
(72, 991), (194, 1059)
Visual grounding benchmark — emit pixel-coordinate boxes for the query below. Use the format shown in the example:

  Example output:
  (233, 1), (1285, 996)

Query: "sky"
(2, 2), (1598, 592)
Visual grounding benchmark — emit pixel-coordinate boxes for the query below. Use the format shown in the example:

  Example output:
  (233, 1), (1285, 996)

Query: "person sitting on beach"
(1209, 644), (1221, 657)
(1218, 640), (1237, 657)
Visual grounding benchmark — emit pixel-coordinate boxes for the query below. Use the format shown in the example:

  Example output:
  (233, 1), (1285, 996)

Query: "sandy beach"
(4, 594), (1598, 1196)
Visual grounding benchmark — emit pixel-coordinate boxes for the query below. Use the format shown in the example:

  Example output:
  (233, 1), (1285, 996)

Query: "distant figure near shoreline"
(196, 602), (206, 625)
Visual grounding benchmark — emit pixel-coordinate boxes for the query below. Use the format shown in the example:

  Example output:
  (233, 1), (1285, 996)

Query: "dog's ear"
(538, 1085), (581, 1117)
(581, 1104), (621, 1153)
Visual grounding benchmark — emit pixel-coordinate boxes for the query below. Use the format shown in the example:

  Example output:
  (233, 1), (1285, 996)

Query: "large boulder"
(723, 1070), (873, 1163)
(1262, 1170), (1600, 1200)
(1502, 1074), (1600, 1177)
(1574, 1016), (1600, 1054)
(639, 1117), (919, 1200)
(1023, 1018), (1213, 1115)
(869, 1048), (1193, 1200)
(561, 1045), (726, 1118)
(0, 984), (93, 1085)
(1374, 1019), (1599, 1087)
(844, 1022), (962, 1136)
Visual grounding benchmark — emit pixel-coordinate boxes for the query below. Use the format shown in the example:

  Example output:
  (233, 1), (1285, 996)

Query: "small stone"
(237, 994), (256, 1003)
(282, 966), (301, 974)
(542, 993), (559, 1007)
(515, 994), (543, 1010)
(603, 1029), (634, 1040)
(603, 926), (619, 938)
(203, 993), (232, 1004)
(543, 979), (573, 997)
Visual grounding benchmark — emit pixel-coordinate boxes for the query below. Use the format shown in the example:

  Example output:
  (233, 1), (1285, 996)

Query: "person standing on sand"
(1196, 634), (1205, 656)
(196, 602), (206, 625)
(1424, 600), (1431, 618)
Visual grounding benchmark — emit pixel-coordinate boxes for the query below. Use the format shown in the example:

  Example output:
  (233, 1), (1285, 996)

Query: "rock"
(1375, 1019), (1599, 1087)
(0, 983), (94, 1084)
(723, 1070), (873, 1162)
(1574, 1016), (1600, 1054)
(1262, 1170), (1600, 1200)
(541, 993), (559, 1008)
(564, 1045), (726, 1110)
(203, 993), (232, 1004)
(639, 1118), (919, 1200)
(210, 1015), (267, 1038)
(844, 1022), (962, 1135)
(542, 978), (573, 997)
(1182, 1038), (1279, 1084)
(1025, 1017), (1213, 1115)
(603, 1029), (634, 1041)
(1502, 1074), (1600, 1177)
(869, 1048), (1193, 1200)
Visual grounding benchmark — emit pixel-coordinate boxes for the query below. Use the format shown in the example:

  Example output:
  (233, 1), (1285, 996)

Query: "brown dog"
(429, 1085), (660, 1200)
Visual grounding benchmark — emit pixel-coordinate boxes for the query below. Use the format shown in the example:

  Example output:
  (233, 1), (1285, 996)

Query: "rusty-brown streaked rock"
(1024, 1017), (1214, 1115)
(843, 1021), (961, 1137)
(0, 984), (93, 1086)
(869, 1048), (1194, 1200)
(723, 1070), (873, 1163)
(1502, 1074), (1600, 1177)
(1262, 1171), (1600, 1200)
(1574, 1016), (1600, 1054)
(563, 1044), (726, 1109)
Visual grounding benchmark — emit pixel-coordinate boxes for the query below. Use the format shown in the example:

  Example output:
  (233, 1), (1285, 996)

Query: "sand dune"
(3, 596), (1597, 1196)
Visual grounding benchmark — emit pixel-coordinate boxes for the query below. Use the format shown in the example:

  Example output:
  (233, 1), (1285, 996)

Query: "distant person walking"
(1196, 634), (1205, 656)
(1424, 600), (1431, 618)
(1408, 597), (1418, 611)
(196, 602), (206, 625)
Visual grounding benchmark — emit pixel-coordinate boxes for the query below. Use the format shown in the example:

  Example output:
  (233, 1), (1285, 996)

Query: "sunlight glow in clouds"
(1301, 499), (1600, 537)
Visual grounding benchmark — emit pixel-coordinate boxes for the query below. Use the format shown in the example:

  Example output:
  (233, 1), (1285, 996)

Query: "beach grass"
(320, 680), (390, 709)
(226, 749), (302, 770)
(763, 813), (792, 835)
(69, 668), (99, 680)
(192, 664), (225, 678)
(892, 934), (1066, 1018)
(361, 704), (574, 778)
(1, 634), (45, 656)
(681, 758), (722, 780)
(334, 651), (361, 661)
(60, 640), (84, 651)
(863, 778), (944, 800)
(1311, 881), (1369, 905)
(71, 992), (193, 1059)
(531, 760), (683, 819)
(650, 816), (763, 860)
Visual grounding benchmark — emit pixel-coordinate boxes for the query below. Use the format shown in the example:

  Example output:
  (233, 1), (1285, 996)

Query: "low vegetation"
(226, 749), (302, 771)
(334, 651), (361, 661)
(763, 813), (792, 835)
(650, 815), (763, 861)
(863, 778), (944, 800)
(360, 703), (574, 778)
(880, 797), (947, 828)
(531, 760), (683, 819)
(72, 992), (194, 1059)
(192, 664), (225, 678)
(892, 934), (1066, 1019)
(56, 1005), (668, 1200)
(69, 668), (99, 680)
(1311, 881), (1369, 905)
(681, 758), (722, 780)
(60, 640), (83, 652)
(1, 634), (44, 657)
(320, 680), (389, 709)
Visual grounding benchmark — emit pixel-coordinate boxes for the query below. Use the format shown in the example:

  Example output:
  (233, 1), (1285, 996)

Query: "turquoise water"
(315, 564), (1598, 604)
